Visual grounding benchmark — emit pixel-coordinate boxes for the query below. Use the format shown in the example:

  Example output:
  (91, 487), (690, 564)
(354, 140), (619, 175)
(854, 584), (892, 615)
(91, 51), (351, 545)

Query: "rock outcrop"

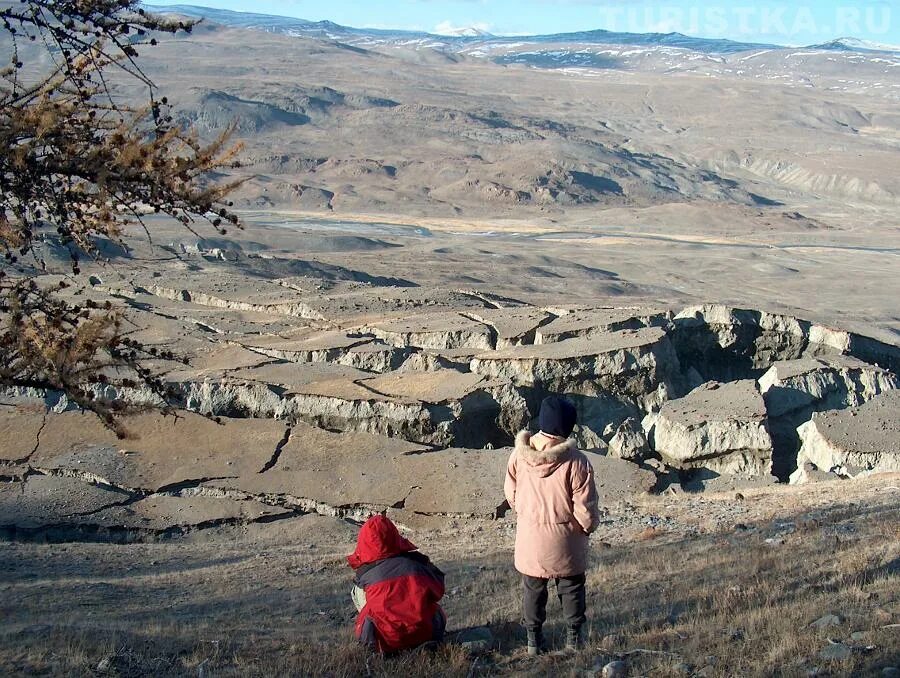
(671, 304), (900, 381)
(759, 355), (898, 479)
(534, 307), (671, 344)
(759, 355), (898, 418)
(792, 390), (900, 481)
(463, 308), (556, 348)
(366, 312), (497, 350)
(643, 381), (774, 477)
(471, 327), (680, 403)
(186, 367), (524, 447)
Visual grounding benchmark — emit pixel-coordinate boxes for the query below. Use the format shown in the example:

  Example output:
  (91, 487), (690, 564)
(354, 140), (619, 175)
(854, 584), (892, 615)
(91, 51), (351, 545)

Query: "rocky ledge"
(791, 390), (900, 483)
(643, 381), (774, 478)
(3, 270), (900, 542)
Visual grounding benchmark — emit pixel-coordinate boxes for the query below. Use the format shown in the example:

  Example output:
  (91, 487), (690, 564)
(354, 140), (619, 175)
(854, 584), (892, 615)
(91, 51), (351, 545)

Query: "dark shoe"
(526, 627), (544, 656)
(565, 626), (582, 652)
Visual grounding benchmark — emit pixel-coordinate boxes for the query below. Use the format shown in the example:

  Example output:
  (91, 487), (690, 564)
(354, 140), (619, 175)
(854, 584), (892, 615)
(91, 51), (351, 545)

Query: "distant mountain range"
(147, 5), (900, 57)
(809, 37), (900, 53)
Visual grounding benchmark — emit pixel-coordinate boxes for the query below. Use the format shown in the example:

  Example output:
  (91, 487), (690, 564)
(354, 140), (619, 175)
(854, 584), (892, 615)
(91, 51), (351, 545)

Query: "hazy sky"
(148, 1), (900, 45)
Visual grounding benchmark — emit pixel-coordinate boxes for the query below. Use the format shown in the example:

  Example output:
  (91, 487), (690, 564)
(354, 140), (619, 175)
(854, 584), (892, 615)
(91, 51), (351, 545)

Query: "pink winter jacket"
(504, 431), (601, 578)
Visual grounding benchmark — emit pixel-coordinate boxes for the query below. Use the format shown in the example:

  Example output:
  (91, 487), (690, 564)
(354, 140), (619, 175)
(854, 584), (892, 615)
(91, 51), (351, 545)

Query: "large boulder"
(793, 390), (900, 480)
(759, 355), (898, 479)
(608, 417), (651, 462)
(643, 380), (774, 477)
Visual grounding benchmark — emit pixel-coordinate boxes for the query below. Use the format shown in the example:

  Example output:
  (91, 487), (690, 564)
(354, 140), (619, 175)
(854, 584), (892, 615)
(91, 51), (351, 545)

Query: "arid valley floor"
(2, 5), (900, 677)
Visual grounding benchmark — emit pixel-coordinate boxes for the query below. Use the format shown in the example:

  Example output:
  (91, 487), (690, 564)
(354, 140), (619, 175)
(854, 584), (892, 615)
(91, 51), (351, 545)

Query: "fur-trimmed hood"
(514, 430), (576, 477)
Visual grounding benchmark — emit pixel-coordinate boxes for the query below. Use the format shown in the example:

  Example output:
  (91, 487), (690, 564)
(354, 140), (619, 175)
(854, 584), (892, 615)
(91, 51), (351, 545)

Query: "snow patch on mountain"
(811, 38), (900, 54)
(434, 22), (493, 38)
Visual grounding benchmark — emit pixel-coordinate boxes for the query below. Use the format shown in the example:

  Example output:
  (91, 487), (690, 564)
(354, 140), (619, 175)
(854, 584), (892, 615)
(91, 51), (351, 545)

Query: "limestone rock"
(208, 423), (513, 518)
(673, 304), (900, 380)
(464, 308), (555, 348)
(0, 474), (290, 540)
(759, 355), (898, 418)
(589, 453), (657, 503)
(145, 361), (526, 448)
(185, 344), (278, 375)
(398, 347), (479, 373)
(208, 423), (654, 520)
(403, 448), (512, 516)
(673, 305), (812, 381)
(240, 329), (374, 361)
(338, 342), (414, 373)
(679, 469), (778, 493)
(759, 354), (898, 480)
(366, 312), (496, 350)
(795, 390), (900, 478)
(534, 307), (670, 344)
(573, 424), (609, 453)
(239, 330), (412, 373)
(470, 327), (680, 404)
(207, 423), (426, 515)
(608, 418), (650, 461)
(284, 369), (526, 447)
(643, 380), (774, 476)
(122, 271), (327, 320)
(559, 393), (645, 451)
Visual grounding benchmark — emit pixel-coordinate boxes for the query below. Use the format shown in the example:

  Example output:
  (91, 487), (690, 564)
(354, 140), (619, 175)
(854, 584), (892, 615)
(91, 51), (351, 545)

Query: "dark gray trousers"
(522, 574), (586, 631)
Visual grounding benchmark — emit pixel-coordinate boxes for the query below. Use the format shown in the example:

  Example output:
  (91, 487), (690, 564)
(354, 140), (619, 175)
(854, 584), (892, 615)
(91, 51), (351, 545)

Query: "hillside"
(126, 8), (900, 224)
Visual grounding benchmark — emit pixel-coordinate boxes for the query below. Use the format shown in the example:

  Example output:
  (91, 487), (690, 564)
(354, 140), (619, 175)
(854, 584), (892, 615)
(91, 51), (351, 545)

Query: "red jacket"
(348, 516), (446, 653)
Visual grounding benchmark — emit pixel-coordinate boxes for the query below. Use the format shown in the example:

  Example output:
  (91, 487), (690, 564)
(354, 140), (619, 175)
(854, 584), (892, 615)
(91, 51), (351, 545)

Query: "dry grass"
(635, 526), (666, 542)
(0, 495), (897, 677)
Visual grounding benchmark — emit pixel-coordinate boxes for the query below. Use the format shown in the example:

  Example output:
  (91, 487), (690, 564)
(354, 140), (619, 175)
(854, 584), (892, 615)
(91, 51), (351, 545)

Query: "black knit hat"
(538, 396), (577, 439)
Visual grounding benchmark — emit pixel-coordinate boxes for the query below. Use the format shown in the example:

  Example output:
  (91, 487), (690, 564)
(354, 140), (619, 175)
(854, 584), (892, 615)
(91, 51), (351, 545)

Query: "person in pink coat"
(504, 396), (601, 655)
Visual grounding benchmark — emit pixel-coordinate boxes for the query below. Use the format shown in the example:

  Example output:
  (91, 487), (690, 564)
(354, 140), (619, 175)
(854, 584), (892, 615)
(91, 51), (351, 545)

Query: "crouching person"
(347, 515), (446, 653)
(504, 396), (601, 655)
